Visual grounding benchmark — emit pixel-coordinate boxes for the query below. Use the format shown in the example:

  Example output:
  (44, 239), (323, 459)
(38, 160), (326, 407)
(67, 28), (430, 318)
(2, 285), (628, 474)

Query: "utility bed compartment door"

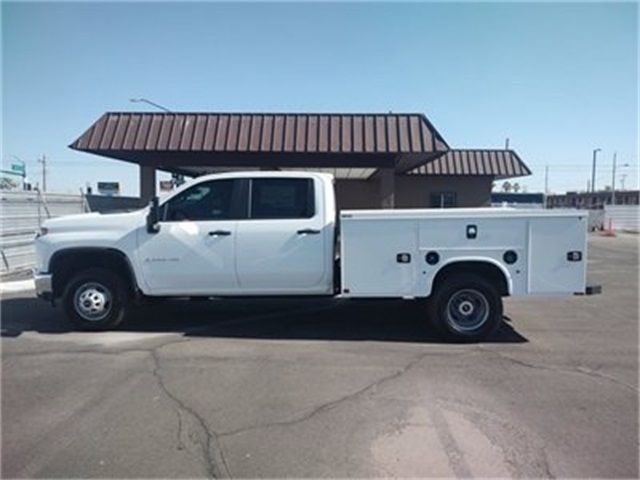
(528, 216), (587, 294)
(340, 218), (417, 297)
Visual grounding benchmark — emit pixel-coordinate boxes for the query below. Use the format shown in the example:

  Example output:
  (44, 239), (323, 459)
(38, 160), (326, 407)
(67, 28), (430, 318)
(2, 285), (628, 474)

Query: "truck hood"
(42, 209), (147, 233)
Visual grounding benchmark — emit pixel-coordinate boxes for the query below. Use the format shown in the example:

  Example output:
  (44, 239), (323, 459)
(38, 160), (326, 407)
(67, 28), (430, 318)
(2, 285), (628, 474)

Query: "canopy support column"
(140, 165), (156, 203)
(379, 168), (395, 208)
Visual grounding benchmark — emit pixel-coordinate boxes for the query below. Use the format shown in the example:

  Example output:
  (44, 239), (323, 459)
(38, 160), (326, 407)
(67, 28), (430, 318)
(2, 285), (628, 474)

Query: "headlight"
(35, 227), (48, 238)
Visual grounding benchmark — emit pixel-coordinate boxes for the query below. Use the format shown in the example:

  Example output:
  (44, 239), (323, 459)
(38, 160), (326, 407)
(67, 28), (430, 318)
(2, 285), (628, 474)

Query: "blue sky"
(2, 1), (638, 195)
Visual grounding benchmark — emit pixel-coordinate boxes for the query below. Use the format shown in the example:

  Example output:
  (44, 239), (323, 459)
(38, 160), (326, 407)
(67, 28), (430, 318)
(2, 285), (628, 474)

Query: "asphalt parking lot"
(1, 233), (638, 478)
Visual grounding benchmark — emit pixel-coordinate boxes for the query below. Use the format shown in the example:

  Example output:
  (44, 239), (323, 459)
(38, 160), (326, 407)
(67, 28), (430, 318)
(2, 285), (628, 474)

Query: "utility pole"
(591, 148), (601, 192)
(37, 155), (47, 192)
(612, 156), (630, 204)
(611, 152), (617, 205)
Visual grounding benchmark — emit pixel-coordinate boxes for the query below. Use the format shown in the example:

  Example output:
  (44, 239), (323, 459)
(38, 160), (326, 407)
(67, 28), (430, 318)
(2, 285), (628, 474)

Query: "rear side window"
(250, 178), (315, 219)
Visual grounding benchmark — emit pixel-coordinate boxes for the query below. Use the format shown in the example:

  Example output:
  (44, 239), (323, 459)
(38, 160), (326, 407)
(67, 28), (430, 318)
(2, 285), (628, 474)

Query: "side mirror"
(146, 196), (161, 234)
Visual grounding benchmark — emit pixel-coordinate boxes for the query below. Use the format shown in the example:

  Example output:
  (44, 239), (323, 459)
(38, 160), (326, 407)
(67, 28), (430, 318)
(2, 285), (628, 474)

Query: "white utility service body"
(340, 208), (587, 298)
(34, 171), (597, 339)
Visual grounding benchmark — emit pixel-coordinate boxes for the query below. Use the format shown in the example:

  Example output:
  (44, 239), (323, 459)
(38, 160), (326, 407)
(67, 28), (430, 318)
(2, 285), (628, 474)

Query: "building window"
(430, 192), (457, 208)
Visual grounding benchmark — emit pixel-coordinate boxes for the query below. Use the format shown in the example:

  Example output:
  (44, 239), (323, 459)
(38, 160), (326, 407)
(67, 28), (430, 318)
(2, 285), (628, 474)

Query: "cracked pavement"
(2, 234), (638, 478)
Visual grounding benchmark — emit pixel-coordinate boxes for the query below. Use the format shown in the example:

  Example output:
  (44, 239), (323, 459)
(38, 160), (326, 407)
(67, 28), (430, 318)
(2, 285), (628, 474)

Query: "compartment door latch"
(396, 253), (411, 263)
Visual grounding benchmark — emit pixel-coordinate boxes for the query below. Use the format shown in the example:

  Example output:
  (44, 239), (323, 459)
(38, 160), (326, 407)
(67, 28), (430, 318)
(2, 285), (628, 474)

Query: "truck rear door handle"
(208, 230), (231, 236)
(297, 229), (320, 235)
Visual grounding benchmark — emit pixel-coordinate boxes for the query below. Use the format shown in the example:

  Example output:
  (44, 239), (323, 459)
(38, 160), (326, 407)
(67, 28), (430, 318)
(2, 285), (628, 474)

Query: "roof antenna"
(505, 137), (510, 149)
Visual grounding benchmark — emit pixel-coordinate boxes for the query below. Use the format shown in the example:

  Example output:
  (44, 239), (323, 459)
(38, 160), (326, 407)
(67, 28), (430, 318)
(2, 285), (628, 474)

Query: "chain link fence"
(0, 190), (87, 274)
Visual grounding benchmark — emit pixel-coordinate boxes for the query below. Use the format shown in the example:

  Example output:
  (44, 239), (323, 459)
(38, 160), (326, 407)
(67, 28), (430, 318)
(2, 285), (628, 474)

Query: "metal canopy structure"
(70, 111), (532, 204)
(407, 149), (531, 179)
(70, 112), (450, 177)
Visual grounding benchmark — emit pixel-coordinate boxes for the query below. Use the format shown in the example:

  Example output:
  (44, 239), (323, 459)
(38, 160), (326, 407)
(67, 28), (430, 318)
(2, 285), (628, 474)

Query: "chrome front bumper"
(33, 271), (53, 300)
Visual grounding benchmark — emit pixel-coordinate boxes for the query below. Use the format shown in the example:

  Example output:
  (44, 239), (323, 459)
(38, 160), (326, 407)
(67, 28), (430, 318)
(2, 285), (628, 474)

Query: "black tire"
(427, 273), (503, 342)
(62, 268), (129, 330)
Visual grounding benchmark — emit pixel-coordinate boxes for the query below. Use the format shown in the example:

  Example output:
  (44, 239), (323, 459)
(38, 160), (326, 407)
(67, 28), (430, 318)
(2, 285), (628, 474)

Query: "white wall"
(604, 205), (640, 232)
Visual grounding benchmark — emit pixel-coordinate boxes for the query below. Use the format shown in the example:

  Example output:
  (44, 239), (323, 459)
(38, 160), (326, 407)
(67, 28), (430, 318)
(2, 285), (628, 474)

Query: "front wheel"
(62, 268), (128, 330)
(427, 274), (503, 341)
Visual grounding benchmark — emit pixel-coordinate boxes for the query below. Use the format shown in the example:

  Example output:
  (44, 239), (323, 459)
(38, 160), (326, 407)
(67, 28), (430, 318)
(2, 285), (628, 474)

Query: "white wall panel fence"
(0, 191), (87, 273)
(604, 205), (640, 232)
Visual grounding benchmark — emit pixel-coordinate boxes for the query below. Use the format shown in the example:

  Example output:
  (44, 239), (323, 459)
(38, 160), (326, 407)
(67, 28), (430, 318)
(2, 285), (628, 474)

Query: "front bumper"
(33, 271), (53, 301)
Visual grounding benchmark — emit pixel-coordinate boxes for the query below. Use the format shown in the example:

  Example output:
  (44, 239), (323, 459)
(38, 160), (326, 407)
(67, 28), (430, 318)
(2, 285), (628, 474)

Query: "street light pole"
(129, 98), (172, 113)
(129, 98), (182, 193)
(591, 148), (601, 192)
(544, 165), (549, 193)
(544, 165), (549, 208)
(611, 152), (617, 205)
(37, 155), (46, 192)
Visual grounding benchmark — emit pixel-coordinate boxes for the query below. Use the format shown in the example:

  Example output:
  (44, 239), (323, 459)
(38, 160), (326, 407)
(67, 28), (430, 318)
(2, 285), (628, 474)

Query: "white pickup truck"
(34, 171), (599, 340)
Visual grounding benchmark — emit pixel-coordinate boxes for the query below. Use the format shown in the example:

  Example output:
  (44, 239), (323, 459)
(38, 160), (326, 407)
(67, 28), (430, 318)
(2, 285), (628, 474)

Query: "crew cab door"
(235, 177), (330, 294)
(136, 179), (243, 295)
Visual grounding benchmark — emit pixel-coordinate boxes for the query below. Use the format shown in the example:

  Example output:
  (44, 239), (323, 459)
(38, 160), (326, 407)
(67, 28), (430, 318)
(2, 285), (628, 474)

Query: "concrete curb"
(0, 279), (35, 294)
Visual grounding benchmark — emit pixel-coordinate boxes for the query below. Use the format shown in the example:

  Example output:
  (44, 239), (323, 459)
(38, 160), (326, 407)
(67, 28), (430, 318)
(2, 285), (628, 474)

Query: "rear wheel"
(63, 268), (129, 330)
(427, 274), (503, 341)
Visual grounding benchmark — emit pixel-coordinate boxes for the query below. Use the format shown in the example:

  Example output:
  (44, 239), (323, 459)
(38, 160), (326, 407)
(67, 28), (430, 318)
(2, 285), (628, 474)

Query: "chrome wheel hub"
(74, 282), (112, 321)
(446, 288), (489, 333)
(458, 300), (474, 315)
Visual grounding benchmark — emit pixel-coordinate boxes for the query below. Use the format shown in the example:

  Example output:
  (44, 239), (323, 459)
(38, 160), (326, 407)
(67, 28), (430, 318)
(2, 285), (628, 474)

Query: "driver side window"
(163, 179), (236, 221)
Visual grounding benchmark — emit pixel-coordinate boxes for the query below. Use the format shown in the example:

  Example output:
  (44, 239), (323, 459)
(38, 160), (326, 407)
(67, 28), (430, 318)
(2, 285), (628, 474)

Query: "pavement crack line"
(150, 348), (232, 479)
(477, 347), (638, 393)
(175, 409), (186, 451)
(219, 350), (434, 438)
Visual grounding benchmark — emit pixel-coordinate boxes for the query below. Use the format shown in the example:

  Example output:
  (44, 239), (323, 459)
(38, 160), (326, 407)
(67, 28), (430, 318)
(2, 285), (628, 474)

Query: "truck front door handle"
(297, 229), (320, 235)
(208, 230), (231, 236)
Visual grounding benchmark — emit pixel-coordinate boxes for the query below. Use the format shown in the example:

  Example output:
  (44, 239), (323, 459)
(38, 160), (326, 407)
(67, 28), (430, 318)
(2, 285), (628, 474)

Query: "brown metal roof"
(408, 149), (531, 179)
(70, 112), (449, 172)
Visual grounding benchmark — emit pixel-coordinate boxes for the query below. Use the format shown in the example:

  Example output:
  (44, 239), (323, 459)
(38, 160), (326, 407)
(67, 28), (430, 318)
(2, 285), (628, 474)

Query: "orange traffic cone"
(601, 218), (616, 237)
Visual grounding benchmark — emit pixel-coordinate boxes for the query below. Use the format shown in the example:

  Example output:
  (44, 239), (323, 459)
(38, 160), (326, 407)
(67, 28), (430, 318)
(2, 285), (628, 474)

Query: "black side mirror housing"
(146, 196), (160, 234)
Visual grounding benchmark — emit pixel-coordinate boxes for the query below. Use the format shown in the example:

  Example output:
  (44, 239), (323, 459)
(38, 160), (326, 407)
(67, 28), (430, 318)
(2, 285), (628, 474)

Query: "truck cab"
(35, 172), (336, 297)
(135, 172), (335, 296)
